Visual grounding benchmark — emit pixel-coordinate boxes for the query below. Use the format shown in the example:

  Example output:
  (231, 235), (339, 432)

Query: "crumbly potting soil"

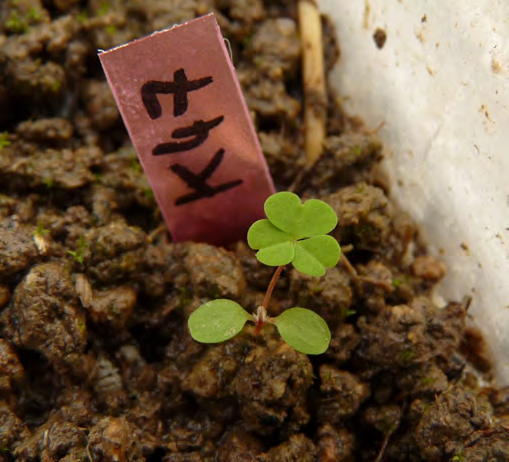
(0, 1), (508, 461)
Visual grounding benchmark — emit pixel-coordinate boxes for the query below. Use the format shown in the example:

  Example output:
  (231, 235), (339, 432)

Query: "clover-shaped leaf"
(247, 192), (341, 276)
(247, 219), (294, 266)
(264, 191), (338, 239)
(294, 235), (341, 276)
(272, 307), (331, 355)
(188, 300), (251, 343)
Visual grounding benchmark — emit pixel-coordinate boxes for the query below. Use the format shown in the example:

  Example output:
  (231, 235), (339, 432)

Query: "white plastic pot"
(319, 0), (509, 384)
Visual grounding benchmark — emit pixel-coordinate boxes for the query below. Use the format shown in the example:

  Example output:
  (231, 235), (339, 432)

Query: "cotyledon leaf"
(188, 299), (252, 343)
(272, 307), (331, 355)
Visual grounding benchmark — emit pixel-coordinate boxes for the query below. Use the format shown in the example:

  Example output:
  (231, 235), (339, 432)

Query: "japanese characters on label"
(99, 14), (274, 244)
(141, 69), (243, 206)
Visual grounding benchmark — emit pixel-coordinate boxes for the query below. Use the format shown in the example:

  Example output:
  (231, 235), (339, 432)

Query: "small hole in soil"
(16, 349), (60, 427)
(256, 114), (283, 133)
(121, 203), (161, 235)
(344, 246), (378, 266)
(130, 323), (170, 363)
(286, 73), (303, 104)
(97, 125), (130, 153)
(83, 53), (105, 79)
(145, 447), (166, 462)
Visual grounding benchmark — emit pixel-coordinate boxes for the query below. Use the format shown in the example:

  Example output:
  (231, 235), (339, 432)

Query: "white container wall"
(319, 0), (509, 384)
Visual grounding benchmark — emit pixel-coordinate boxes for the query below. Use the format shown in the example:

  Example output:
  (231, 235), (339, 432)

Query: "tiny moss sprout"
(76, 11), (88, 23)
(0, 132), (11, 150)
(130, 160), (142, 172)
(452, 447), (465, 462)
(6, 11), (29, 34)
(27, 7), (41, 21)
(67, 235), (88, 265)
(50, 81), (62, 93)
(188, 192), (341, 355)
(98, 1), (110, 16)
(32, 222), (50, 254)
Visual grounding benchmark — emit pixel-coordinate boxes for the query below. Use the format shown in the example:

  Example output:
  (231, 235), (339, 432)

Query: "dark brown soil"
(0, 1), (508, 461)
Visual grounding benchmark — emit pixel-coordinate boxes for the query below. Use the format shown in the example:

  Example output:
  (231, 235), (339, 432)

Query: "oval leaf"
(256, 241), (294, 266)
(247, 219), (292, 250)
(293, 235), (341, 277)
(188, 299), (251, 344)
(272, 308), (331, 355)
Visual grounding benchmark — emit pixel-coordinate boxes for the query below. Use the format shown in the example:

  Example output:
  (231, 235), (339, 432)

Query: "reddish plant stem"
(253, 266), (285, 335)
(375, 430), (392, 462)
(254, 320), (264, 336)
(262, 265), (285, 310)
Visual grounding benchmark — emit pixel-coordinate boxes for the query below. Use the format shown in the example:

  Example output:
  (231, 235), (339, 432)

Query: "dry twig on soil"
(298, 0), (327, 165)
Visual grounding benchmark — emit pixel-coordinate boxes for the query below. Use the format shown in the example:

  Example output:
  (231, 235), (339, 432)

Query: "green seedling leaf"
(248, 219), (295, 266)
(264, 191), (337, 239)
(0, 133), (11, 150)
(263, 191), (301, 236)
(188, 299), (251, 344)
(32, 222), (50, 237)
(248, 192), (341, 275)
(67, 250), (84, 265)
(256, 242), (294, 266)
(272, 307), (331, 355)
(247, 219), (292, 249)
(293, 235), (341, 277)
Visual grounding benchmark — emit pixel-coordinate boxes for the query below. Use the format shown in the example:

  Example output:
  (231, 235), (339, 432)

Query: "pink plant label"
(99, 13), (274, 245)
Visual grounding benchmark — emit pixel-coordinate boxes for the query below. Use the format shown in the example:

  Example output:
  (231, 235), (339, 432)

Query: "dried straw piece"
(298, 0), (327, 164)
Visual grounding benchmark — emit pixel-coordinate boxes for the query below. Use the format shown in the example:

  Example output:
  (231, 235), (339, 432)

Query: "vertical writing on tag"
(99, 14), (274, 245)
(141, 69), (243, 205)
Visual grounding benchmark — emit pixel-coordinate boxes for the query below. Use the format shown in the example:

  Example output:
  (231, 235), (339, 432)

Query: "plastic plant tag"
(99, 13), (275, 245)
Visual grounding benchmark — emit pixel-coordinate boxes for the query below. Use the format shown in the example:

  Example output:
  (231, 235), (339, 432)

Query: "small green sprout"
(0, 133), (11, 150)
(32, 222), (50, 237)
(247, 191), (340, 277)
(97, 2), (110, 16)
(452, 447), (465, 462)
(400, 349), (416, 365)
(253, 56), (264, 68)
(50, 81), (62, 93)
(67, 235), (88, 265)
(34, 225), (51, 253)
(27, 7), (41, 21)
(420, 376), (436, 387)
(76, 11), (88, 23)
(392, 278), (403, 288)
(130, 160), (142, 172)
(188, 192), (341, 355)
(6, 11), (29, 34)
(339, 307), (356, 321)
(143, 188), (154, 200)
(67, 250), (83, 264)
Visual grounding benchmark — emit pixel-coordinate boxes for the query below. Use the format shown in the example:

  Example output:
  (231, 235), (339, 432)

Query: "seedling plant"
(188, 192), (341, 355)
(67, 235), (88, 265)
